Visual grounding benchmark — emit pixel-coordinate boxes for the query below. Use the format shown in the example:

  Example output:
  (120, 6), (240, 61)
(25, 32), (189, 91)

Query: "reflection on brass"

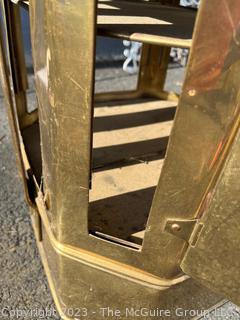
(0, 0), (240, 319)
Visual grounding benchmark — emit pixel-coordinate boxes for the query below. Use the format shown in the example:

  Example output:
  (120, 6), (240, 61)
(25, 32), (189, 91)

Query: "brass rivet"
(171, 223), (181, 232)
(188, 89), (196, 97)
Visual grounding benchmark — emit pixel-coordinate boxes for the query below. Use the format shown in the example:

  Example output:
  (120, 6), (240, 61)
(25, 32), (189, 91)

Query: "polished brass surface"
(181, 126), (240, 306)
(30, 0), (97, 244)
(1, 0), (240, 318)
(29, 0), (184, 278)
(144, 0), (240, 278)
(138, 44), (171, 98)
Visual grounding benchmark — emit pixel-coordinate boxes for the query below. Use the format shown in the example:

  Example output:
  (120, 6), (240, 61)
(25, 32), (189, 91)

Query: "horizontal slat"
(98, 0), (196, 48)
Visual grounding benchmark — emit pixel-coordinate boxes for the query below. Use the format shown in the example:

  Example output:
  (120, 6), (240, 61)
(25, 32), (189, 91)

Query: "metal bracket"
(164, 219), (204, 245)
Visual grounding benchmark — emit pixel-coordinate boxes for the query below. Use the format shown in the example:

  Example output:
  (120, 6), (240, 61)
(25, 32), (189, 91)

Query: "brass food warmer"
(0, 0), (240, 319)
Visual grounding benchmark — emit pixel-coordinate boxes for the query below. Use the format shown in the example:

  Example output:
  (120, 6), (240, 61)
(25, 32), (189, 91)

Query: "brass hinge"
(164, 219), (204, 246)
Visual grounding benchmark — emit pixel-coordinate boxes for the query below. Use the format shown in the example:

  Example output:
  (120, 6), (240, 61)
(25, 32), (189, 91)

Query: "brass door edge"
(35, 194), (189, 291)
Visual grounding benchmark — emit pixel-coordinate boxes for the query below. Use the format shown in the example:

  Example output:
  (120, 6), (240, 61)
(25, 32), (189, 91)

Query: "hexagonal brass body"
(0, 0), (240, 319)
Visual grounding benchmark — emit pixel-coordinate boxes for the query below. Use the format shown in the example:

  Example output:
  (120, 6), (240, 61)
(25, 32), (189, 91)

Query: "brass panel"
(29, 0), (97, 244)
(28, 0), (240, 280)
(1, 0), (239, 315)
(143, 0), (240, 278)
(181, 126), (240, 305)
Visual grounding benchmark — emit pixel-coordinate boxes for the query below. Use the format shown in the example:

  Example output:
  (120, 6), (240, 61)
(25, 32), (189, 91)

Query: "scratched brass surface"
(143, 0), (240, 278)
(29, 0), (187, 278)
(1, 0), (240, 317)
(181, 127), (240, 305)
(29, 0), (97, 244)
(12, 0), (240, 281)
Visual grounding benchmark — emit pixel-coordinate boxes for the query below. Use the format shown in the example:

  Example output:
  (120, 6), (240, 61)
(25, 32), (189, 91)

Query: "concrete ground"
(0, 65), (240, 319)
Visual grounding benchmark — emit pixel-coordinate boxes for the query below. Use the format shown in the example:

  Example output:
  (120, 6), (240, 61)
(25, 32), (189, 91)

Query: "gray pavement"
(0, 65), (240, 319)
